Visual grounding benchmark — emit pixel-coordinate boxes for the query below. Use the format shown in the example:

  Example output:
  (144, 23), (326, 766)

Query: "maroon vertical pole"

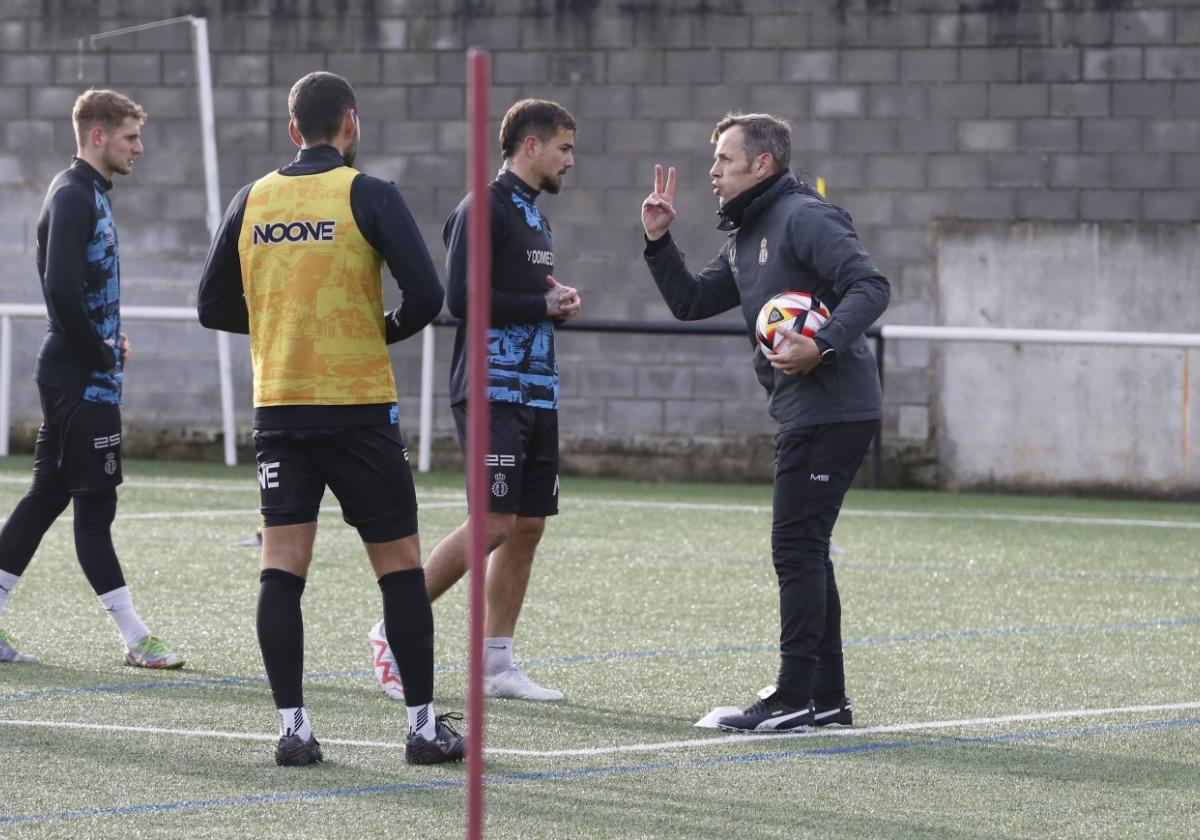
(464, 47), (491, 840)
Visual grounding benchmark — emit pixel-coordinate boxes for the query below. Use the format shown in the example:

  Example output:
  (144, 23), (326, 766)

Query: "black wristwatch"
(815, 338), (837, 366)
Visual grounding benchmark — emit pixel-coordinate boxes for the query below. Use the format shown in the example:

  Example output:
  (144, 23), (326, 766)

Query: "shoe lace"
(435, 712), (464, 738)
(134, 635), (168, 656)
(0, 627), (16, 646)
(742, 698), (772, 716)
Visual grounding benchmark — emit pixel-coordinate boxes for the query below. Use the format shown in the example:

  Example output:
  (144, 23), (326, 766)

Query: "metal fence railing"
(0, 304), (237, 466)
(3, 304), (1195, 488)
(417, 318), (1200, 487)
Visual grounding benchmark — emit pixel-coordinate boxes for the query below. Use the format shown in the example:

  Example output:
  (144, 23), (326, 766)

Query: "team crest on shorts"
(104, 453), (117, 475)
(758, 237), (769, 265)
(491, 472), (509, 498)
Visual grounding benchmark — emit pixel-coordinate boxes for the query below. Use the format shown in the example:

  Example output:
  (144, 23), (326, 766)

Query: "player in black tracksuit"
(446, 168), (563, 412)
(0, 89), (184, 669)
(642, 113), (889, 732)
(372, 100), (580, 703)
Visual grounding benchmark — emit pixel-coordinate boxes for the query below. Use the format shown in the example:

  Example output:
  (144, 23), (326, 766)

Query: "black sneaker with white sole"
(275, 733), (323, 766)
(717, 686), (815, 733)
(813, 696), (853, 727)
(405, 712), (466, 765)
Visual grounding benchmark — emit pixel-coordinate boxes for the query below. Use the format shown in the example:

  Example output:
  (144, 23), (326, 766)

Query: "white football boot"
(484, 666), (565, 701)
(367, 620), (405, 701)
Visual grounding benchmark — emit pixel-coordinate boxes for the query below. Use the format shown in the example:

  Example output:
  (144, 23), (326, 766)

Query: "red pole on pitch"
(465, 47), (491, 840)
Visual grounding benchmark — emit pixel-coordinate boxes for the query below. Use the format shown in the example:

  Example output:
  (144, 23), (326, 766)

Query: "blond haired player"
(0, 89), (184, 670)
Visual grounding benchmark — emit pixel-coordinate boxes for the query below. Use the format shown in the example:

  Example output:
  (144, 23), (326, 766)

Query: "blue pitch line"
(3, 616), (1198, 704)
(0, 669), (380, 703)
(515, 615), (1200, 666)
(836, 559), (1200, 586)
(836, 615), (1200, 648)
(541, 550), (1200, 586)
(2, 716), (1198, 827)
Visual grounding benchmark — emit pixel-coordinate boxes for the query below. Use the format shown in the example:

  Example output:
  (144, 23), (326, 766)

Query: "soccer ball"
(754, 291), (831, 352)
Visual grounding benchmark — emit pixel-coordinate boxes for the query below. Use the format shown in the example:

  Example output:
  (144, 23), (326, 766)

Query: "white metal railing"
(2, 317), (1196, 474)
(878, 325), (1200, 348)
(418, 324), (435, 471)
(0, 304), (238, 465)
(874, 323), (1199, 488)
(415, 322), (1200, 476)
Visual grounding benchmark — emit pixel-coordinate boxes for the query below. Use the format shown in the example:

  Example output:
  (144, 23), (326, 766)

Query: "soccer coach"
(639, 113), (889, 733)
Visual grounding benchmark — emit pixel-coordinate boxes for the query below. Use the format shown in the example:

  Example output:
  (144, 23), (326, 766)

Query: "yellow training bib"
(238, 167), (395, 408)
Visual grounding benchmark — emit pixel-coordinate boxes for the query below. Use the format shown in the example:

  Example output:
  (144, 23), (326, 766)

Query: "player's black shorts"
(253, 424), (418, 542)
(32, 383), (123, 494)
(452, 402), (558, 517)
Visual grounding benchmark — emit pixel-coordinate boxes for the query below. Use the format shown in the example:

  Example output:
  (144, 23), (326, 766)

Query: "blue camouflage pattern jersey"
(444, 169), (560, 409)
(34, 158), (123, 405)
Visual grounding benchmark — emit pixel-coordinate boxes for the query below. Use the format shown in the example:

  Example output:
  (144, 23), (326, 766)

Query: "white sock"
(407, 702), (436, 740)
(484, 636), (514, 677)
(97, 586), (152, 647)
(278, 706), (313, 741)
(0, 570), (19, 623)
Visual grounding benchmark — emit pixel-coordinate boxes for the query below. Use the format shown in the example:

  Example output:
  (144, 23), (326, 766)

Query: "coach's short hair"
(72, 89), (146, 146)
(288, 72), (357, 143)
(498, 99), (576, 160)
(712, 112), (791, 174)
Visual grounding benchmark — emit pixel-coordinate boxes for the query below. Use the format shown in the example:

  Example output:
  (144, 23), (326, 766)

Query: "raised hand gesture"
(641, 164), (677, 241)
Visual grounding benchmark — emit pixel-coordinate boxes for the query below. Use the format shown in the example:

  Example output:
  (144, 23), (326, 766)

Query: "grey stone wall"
(1, 0), (1197, 486)
(937, 221), (1200, 496)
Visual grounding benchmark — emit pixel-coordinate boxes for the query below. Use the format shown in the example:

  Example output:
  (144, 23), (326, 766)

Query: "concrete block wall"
(0, 0), (1197, 485)
(937, 221), (1200, 495)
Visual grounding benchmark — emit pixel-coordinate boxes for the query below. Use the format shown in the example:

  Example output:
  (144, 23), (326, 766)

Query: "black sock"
(773, 686), (810, 709)
(813, 689), (847, 708)
(73, 490), (126, 595)
(378, 569), (434, 707)
(0, 477), (70, 578)
(257, 568), (306, 710)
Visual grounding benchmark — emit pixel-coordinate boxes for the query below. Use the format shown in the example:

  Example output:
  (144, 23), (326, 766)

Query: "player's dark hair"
(498, 99), (576, 160)
(288, 72), (357, 143)
(712, 112), (792, 174)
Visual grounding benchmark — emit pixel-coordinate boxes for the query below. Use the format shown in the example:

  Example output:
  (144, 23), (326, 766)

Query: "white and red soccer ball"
(754, 291), (831, 353)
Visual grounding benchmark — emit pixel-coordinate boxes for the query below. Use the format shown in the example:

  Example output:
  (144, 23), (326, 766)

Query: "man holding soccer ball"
(640, 113), (890, 733)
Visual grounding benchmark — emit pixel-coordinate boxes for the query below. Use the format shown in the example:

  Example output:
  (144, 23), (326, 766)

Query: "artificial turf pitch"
(0, 457), (1197, 838)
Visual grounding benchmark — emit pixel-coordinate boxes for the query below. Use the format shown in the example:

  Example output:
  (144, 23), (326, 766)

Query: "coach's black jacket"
(644, 173), (889, 432)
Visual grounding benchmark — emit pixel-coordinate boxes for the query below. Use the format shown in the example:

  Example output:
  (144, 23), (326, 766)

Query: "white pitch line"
(560, 498), (769, 513)
(113, 500), (465, 522)
(0, 719), (282, 744)
(492, 700), (1200, 756)
(4, 472), (1196, 529)
(565, 498), (1200, 531)
(2, 701), (1197, 758)
(0, 475), (467, 500)
(0, 476), (252, 493)
(840, 508), (1200, 530)
(119, 508), (258, 520)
